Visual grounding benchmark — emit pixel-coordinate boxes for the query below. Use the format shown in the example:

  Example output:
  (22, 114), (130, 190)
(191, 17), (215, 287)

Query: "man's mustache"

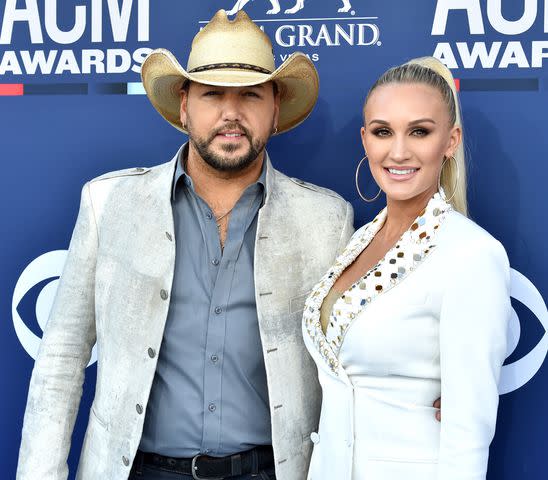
(209, 123), (251, 142)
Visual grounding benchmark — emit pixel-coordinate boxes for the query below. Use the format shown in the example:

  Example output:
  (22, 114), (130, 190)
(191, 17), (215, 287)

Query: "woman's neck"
(380, 186), (437, 241)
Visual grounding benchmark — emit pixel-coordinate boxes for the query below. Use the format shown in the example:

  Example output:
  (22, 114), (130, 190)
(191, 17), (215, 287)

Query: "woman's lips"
(384, 167), (419, 181)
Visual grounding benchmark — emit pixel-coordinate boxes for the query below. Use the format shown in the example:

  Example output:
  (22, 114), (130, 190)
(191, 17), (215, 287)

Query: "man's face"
(180, 82), (280, 172)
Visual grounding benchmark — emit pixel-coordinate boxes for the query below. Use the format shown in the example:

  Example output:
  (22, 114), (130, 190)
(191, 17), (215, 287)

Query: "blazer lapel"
(302, 208), (387, 374)
(303, 191), (452, 375)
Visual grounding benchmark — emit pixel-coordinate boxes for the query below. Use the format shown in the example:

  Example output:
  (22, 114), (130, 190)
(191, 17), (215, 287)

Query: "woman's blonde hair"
(364, 56), (468, 216)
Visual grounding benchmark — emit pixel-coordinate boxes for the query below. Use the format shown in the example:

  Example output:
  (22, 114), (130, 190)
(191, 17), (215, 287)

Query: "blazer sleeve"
(437, 236), (511, 480)
(335, 201), (355, 255)
(17, 183), (98, 480)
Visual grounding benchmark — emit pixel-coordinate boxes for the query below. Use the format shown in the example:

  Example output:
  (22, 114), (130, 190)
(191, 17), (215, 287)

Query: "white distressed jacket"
(17, 149), (354, 480)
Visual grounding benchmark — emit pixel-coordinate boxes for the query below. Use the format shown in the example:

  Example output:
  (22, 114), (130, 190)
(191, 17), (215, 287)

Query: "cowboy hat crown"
(141, 9), (319, 134)
(187, 10), (275, 77)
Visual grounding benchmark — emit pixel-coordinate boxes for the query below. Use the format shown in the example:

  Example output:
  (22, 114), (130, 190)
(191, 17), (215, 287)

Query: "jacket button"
(160, 289), (169, 300)
(122, 456), (130, 466)
(148, 347), (156, 358)
(136, 404), (143, 414)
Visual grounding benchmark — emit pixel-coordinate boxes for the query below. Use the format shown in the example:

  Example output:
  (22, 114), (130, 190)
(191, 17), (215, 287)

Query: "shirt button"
(160, 289), (169, 300)
(136, 404), (143, 414)
(206, 212), (213, 220)
(122, 456), (130, 466)
(211, 258), (220, 266)
(148, 347), (156, 358)
(214, 306), (222, 315)
(211, 354), (219, 363)
(208, 403), (216, 412)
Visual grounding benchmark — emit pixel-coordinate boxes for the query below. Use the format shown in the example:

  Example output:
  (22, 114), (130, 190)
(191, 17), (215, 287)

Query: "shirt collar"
(172, 142), (268, 202)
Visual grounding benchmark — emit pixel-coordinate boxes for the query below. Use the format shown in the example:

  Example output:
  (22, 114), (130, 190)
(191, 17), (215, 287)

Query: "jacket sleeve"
(437, 236), (511, 479)
(17, 182), (98, 480)
(335, 201), (355, 255)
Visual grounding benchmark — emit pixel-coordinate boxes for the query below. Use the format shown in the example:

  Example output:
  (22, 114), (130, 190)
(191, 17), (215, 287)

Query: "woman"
(303, 57), (510, 480)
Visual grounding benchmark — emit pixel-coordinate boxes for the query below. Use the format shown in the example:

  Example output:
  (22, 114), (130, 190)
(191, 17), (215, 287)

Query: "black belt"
(134, 446), (274, 479)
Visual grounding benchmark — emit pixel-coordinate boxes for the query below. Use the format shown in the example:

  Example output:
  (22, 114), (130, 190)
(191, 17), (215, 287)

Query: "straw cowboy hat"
(141, 9), (319, 134)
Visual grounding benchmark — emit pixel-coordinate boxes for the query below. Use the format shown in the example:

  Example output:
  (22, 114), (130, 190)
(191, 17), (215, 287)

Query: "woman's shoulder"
(437, 210), (509, 266)
(441, 210), (501, 244)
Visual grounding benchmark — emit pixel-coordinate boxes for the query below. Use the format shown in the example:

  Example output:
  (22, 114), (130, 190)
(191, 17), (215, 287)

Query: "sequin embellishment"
(302, 190), (452, 374)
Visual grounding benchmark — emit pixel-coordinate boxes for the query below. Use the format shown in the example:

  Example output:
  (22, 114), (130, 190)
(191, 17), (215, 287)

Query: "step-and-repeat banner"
(1, 1), (547, 478)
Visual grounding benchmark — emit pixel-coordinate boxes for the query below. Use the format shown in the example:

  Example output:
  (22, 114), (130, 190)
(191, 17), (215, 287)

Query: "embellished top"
(303, 190), (452, 374)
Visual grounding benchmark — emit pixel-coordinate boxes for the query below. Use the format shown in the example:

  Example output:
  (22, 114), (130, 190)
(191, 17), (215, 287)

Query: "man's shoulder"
(89, 165), (153, 184)
(87, 160), (174, 191)
(272, 170), (346, 203)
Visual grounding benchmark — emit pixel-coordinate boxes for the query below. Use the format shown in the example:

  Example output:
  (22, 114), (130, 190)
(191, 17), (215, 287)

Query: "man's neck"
(184, 144), (265, 213)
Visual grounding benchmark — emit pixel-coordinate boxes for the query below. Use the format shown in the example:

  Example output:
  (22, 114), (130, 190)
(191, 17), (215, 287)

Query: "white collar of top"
(303, 189), (453, 375)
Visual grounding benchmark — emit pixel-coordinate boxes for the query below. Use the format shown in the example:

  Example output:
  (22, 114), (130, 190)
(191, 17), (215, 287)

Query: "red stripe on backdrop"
(0, 84), (24, 96)
(454, 79), (460, 92)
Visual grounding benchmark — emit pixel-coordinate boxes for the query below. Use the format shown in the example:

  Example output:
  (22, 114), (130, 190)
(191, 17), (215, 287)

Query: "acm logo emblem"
(12, 251), (548, 393)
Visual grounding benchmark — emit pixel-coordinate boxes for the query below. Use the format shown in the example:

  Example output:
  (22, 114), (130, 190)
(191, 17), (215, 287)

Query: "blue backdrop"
(2, 1), (547, 478)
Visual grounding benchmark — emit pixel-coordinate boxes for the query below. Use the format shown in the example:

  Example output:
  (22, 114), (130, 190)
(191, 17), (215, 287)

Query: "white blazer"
(17, 148), (354, 480)
(303, 191), (510, 480)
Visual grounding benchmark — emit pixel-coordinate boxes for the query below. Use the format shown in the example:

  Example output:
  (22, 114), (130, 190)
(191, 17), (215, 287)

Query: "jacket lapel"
(303, 191), (452, 375)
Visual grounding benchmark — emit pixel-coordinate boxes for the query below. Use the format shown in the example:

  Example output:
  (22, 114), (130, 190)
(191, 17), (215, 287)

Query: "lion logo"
(227, 0), (353, 16)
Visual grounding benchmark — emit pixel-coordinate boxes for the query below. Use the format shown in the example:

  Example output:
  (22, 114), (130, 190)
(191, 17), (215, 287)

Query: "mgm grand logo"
(217, 0), (382, 62)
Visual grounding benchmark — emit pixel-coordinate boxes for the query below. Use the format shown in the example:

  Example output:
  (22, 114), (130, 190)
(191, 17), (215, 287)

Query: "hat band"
(189, 62), (272, 75)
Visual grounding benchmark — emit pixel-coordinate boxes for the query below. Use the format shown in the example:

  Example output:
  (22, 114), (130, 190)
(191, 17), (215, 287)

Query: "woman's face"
(361, 82), (461, 204)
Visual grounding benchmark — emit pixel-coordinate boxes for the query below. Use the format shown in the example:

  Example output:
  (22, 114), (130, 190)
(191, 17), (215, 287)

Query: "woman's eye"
(204, 90), (221, 96)
(411, 128), (429, 137)
(373, 128), (391, 137)
(244, 91), (260, 98)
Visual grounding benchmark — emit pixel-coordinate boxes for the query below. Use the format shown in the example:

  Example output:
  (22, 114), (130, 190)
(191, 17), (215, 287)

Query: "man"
(17, 10), (353, 480)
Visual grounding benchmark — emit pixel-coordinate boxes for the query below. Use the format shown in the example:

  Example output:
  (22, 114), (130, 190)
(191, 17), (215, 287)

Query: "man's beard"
(188, 121), (270, 173)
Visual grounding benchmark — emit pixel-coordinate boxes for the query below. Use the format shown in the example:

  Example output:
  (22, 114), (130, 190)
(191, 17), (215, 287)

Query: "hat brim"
(140, 48), (319, 135)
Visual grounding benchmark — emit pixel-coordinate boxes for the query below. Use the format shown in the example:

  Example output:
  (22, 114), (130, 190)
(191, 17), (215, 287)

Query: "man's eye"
(244, 91), (260, 98)
(204, 91), (221, 96)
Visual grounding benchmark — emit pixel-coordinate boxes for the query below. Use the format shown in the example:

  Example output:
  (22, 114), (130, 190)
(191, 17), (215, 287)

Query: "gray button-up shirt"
(139, 147), (271, 457)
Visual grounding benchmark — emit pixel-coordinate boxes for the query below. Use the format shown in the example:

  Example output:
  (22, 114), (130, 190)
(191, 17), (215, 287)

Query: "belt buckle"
(191, 454), (224, 480)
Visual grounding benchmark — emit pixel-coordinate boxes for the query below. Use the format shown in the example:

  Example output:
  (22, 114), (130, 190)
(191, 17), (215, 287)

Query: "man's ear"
(180, 84), (189, 128)
(272, 82), (281, 132)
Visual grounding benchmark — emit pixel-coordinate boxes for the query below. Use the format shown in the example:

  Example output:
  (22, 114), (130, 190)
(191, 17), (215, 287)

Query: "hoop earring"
(272, 126), (278, 135)
(355, 155), (381, 203)
(439, 155), (459, 203)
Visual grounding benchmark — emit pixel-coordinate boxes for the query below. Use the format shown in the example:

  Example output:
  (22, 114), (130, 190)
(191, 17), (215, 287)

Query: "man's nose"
(221, 94), (244, 122)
